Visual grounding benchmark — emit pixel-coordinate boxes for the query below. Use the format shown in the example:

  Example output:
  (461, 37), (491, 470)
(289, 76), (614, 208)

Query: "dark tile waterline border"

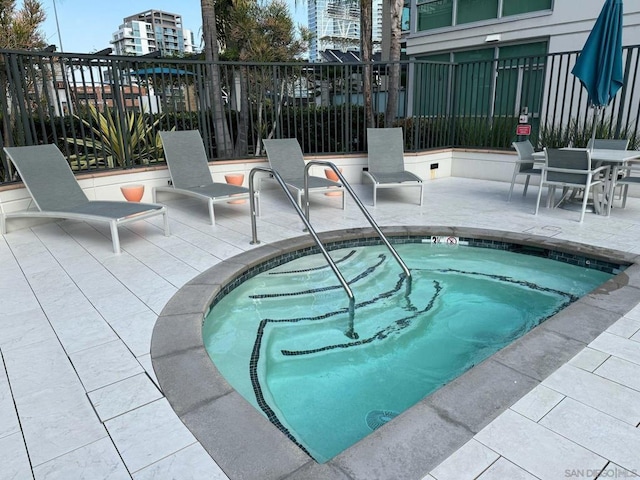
(151, 226), (640, 480)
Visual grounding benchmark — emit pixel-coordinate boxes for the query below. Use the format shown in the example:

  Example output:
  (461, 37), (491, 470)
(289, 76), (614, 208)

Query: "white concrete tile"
(70, 339), (144, 392)
(540, 398), (640, 473)
(88, 373), (162, 422)
(606, 317), (640, 338)
(0, 432), (33, 480)
(475, 409), (607, 480)
(594, 356), (640, 392)
(106, 398), (196, 473)
(542, 363), (640, 425)
(136, 354), (159, 388)
(47, 309), (118, 355)
(0, 280), (42, 316)
(4, 338), (79, 399)
(590, 332), (640, 365)
(32, 437), (129, 480)
(106, 309), (159, 357)
(17, 384), (107, 467)
(624, 304), (640, 322)
(0, 363), (20, 439)
(568, 347), (609, 372)
(510, 384), (565, 422)
(430, 439), (499, 480)
(0, 308), (59, 353)
(476, 457), (538, 480)
(599, 464), (640, 478)
(132, 443), (228, 480)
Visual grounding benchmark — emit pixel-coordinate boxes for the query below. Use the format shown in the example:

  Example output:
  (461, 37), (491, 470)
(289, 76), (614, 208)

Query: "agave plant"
(65, 104), (164, 169)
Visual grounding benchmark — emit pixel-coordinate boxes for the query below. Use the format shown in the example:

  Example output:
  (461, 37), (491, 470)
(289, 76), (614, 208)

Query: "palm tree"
(360, 0), (374, 128)
(384, 0), (403, 126)
(201, 0), (234, 157)
(0, 0), (47, 164)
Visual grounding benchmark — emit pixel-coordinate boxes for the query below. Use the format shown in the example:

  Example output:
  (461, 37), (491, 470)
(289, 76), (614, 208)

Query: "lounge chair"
(509, 140), (541, 202)
(154, 130), (257, 224)
(363, 128), (423, 206)
(262, 138), (345, 209)
(2, 144), (170, 254)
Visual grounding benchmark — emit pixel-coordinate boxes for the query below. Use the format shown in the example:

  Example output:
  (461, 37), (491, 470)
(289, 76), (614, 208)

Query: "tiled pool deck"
(2, 177), (640, 479)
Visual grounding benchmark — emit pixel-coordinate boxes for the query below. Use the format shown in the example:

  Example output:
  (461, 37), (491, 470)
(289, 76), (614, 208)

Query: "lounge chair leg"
(162, 209), (170, 236)
(110, 221), (121, 254)
(208, 199), (215, 225)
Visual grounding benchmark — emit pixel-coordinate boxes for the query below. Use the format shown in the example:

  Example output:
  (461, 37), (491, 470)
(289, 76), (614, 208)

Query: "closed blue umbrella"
(571, 0), (624, 146)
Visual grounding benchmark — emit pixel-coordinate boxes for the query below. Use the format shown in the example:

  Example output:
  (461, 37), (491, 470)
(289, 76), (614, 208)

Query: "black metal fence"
(1, 46), (639, 184)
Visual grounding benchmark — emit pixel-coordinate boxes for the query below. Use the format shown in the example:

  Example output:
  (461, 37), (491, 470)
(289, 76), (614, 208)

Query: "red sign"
(516, 124), (532, 136)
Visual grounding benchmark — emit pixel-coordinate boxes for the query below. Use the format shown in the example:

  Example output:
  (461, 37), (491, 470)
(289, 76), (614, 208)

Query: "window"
(417, 0), (453, 31)
(417, 0), (551, 32)
(503, 0), (552, 17)
(457, 0), (498, 25)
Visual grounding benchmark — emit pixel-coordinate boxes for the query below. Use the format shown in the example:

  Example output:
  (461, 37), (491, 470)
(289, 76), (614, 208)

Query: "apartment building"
(403, 1), (640, 125)
(111, 10), (195, 56)
(406, 1), (640, 61)
(308, 0), (384, 62)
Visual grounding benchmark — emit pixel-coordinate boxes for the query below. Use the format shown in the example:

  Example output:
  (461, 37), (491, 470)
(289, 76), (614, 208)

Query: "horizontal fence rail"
(1, 46), (639, 184)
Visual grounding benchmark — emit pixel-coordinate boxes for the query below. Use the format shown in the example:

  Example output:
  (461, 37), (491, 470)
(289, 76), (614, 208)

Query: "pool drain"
(366, 410), (399, 431)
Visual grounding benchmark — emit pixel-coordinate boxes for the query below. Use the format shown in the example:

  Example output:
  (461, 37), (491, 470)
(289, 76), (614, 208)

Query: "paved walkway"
(1, 178), (639, 479)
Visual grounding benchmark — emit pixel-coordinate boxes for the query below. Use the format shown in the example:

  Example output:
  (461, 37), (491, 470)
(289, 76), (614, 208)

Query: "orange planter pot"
(120, 184), (145, 202)
(225, 173), (246, 204)
(324, 168), (343, 196)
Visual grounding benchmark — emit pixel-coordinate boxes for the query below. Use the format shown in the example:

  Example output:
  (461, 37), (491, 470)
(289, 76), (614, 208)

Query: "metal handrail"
(304, 160), (413, 295)
(249, 166), (357, 339)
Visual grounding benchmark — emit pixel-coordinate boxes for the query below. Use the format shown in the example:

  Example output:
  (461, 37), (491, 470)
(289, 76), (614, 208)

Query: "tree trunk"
(360, 0), (374, 128)
(384, 0), (403, 127)
(234, 66), (250, 157)
(201, 0), (234, 158)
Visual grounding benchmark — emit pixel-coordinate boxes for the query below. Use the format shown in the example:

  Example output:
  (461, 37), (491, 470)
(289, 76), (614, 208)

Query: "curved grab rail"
(304, 160), (413, 295)
(249, 166), (357, 339)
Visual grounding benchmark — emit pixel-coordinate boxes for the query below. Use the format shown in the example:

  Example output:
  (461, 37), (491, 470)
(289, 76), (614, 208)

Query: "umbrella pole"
(589, 106), (601, 154)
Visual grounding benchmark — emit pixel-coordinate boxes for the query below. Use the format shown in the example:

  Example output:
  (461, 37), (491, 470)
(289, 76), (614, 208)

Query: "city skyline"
(40, 0), (308, 54)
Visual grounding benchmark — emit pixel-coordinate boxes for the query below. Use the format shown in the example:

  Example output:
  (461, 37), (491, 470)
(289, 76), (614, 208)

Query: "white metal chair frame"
(535, 147), (610, 223)
(508, 140), (541, 202)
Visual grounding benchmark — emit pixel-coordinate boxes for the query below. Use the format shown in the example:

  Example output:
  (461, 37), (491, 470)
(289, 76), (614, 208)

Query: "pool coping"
(150, 226), (640, 480)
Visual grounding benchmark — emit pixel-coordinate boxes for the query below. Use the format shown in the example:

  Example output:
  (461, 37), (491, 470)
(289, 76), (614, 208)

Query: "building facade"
(405, 0), (640, 60)
(111, 10), (195, 56)
(403, 1), (640, 130)
(308, 0), (384, 62)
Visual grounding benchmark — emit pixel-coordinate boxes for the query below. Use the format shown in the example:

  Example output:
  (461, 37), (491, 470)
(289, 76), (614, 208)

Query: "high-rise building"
(111, 10), (195, 56)
(308, 0), (383, 62)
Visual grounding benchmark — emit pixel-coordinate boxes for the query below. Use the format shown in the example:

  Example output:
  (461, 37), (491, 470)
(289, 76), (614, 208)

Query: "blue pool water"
(202, 243), (613, 462)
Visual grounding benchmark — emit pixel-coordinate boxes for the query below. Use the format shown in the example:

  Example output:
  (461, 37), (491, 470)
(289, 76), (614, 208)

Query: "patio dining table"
(532, 148), (640, 215)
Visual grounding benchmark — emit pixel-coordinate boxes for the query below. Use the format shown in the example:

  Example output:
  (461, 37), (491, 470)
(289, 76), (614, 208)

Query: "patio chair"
(508, 140), (541, 202)
(154, 130), (258, 224)
(535, 148), (609, 222)
(607, 159), (640, 214)
(587, 138), (629, 150)
(363, 128), (423, 207)
(2, 144), (170, 254)
(262, 138), (345, 209)
(587, 138), (630, 202)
